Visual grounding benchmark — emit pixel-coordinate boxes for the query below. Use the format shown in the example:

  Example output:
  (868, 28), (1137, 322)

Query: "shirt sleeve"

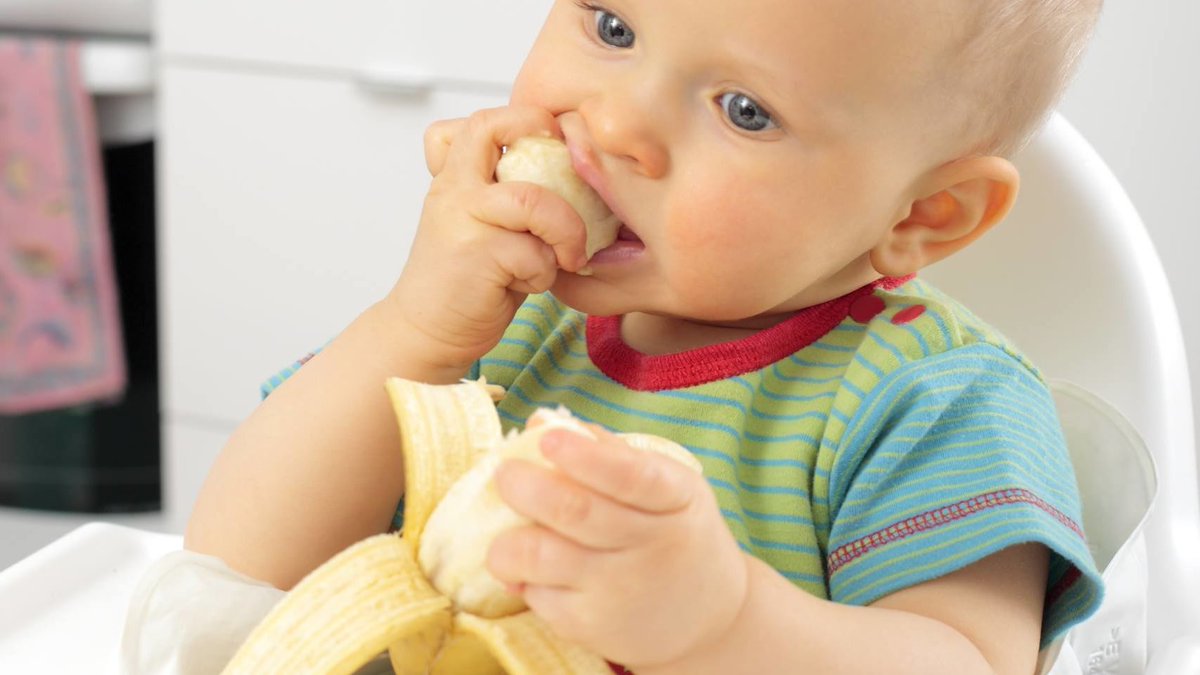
(826, 343), (1103, 647)
(259, 347), (323, 399)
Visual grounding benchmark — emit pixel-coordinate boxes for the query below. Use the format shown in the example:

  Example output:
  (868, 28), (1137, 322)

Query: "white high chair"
(1, 113), (1197, 674)
(923, 112), (1200, 673)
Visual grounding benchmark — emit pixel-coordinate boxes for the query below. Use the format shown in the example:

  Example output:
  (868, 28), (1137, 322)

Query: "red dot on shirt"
(892, 305), (927, 325)
(849, 295), (886, 324)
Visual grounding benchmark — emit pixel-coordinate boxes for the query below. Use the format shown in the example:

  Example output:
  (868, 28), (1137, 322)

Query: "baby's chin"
(545, 275), (635, 318)
(546, 280), (739, 326)
(547, 275), (614, 314)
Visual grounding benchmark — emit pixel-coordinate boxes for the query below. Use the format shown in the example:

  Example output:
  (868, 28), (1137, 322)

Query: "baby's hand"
(384, 106), (589, 371)
(486, 426), (750, 670)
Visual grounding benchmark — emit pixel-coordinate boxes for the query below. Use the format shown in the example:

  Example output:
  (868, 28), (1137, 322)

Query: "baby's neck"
(616, 269), (890, 356)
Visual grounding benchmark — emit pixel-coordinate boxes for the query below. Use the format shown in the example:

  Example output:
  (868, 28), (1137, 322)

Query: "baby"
(186, 1), (1105, 673)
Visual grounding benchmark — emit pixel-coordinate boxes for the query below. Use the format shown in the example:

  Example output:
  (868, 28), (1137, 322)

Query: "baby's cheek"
(661, 191), (780, 311)
(665, 189), (756, 252)
(509, 8), (585, 113)
(665, 185), (797, 283)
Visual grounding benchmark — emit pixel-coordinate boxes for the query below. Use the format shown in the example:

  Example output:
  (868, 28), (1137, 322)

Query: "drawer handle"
(355, 64), (434, 96)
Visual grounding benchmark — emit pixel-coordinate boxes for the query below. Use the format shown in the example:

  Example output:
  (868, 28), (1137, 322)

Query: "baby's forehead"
(687, 1), (956, 118)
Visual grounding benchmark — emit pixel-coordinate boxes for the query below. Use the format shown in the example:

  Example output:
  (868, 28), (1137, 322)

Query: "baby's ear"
(870, 156), (1019, 277)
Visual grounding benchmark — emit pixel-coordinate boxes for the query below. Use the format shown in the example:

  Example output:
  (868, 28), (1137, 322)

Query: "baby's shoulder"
(860, 278), (1042, 380)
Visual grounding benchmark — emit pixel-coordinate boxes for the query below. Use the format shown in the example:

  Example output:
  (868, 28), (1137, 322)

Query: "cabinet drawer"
(160, 65), (507, 424)
(159, 0), (552, 88)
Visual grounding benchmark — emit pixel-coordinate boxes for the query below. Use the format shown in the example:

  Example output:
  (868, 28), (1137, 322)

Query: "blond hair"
(944, 0), (1103, 157)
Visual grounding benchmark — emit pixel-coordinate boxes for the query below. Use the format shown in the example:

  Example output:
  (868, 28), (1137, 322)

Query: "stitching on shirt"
(827, 488), (1084, 574)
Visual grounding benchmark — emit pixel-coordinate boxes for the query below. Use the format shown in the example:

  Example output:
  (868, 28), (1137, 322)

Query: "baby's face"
(511, 0), (961, 324)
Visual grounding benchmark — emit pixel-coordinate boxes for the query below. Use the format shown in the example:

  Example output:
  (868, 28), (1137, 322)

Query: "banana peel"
(222, 377), (697, 674)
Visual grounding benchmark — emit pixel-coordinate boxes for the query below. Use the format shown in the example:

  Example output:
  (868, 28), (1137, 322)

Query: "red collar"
(586, 276), (912, 391)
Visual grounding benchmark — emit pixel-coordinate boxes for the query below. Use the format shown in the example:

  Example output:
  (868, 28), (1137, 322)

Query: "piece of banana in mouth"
(495, 136), (622, 274)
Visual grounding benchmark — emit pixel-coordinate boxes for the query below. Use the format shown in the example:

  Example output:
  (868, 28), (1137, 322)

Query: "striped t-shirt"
(263, 276), (1102, 647)
(465, 278), (1102, 647)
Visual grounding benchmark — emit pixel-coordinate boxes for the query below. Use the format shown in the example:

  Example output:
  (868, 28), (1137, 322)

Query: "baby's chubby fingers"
(472, 182), (589, 272)
(486, 525), (598, 590)
(423, 117), (465, 177)
(540, 427), (699, 514)
(493, 458), (659, 551)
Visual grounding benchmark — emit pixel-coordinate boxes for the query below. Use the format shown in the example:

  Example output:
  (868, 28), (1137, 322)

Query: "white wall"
(1057, 1), (1200, 439)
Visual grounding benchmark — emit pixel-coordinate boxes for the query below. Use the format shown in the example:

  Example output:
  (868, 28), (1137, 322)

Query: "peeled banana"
(421, 406), (701, 620)
(221, 377), (700, 674)
(495, 136), (622, 273)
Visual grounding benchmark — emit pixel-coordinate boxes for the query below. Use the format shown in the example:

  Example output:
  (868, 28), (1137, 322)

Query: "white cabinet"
(160, 66), (506, 423)
(160, 1), (551, 87)
(156, 2), (547, 505)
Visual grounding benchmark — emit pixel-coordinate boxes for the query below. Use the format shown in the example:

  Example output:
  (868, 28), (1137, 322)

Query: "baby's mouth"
(563, 130), (632, 228)
(558, 116), (641, 257)
(585, 224), (645, 267)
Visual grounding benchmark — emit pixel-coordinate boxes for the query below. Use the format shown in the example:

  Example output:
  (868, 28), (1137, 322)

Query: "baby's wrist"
(361, 298), (475, 383)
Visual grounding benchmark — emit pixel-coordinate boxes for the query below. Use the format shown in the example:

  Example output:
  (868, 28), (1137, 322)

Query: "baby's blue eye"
(719, 92), (776, 132)
(593, 9), (634, 48)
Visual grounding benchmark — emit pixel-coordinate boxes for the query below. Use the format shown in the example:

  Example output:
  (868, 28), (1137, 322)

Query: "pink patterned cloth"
(0, 38), (126, 413)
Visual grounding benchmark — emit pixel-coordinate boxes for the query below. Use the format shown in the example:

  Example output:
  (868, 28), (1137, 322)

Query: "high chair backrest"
(922, 112), (1200, 671)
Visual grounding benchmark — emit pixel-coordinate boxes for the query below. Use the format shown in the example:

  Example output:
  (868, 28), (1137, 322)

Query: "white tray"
(0, 522), (181, 673)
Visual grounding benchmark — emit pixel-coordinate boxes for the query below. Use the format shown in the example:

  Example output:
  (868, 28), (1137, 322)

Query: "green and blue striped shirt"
(265, 277), (1102, 646)
(468, 279), (1101, 646)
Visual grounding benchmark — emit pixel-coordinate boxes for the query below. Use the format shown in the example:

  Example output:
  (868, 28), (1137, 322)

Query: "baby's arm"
(642, 543), (1048, 675)
(185, 106), (589, 590)
(183, 304), (462, 590)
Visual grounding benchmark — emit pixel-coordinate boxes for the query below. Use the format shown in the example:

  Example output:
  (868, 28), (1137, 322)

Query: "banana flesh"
(419, 408), (597, 618)
(222, 378), (700, 674)
(421, 406), (702, 619)
(388, 377), (504, 545)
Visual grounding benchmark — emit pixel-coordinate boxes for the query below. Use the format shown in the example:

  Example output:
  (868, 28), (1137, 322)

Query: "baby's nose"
(567, 98), (669, 180)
